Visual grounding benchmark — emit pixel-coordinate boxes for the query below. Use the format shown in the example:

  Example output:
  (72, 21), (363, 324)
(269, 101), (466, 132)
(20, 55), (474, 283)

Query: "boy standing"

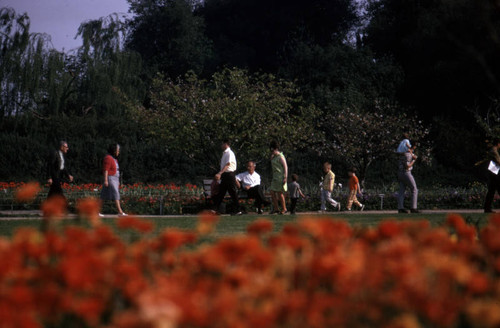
(346, 168), (365, 211)
(288, 174), (306, 214)
(320, 162), (341, 212)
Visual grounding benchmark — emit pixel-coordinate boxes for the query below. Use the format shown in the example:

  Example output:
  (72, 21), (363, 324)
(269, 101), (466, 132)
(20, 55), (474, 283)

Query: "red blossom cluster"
(2, 197), (500, 327)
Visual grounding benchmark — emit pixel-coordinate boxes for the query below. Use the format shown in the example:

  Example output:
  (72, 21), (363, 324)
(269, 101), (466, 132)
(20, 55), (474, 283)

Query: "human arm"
(215, 162), (230, 181)
(490, 148), (500, 165)
(103, 170), (109, 187)
(280, 156), (288, 183)
(299, 188), (306, 198)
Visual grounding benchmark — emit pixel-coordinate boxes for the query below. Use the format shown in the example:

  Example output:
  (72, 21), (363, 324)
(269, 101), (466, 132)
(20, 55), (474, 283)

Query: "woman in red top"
(100, 144), (127, 216)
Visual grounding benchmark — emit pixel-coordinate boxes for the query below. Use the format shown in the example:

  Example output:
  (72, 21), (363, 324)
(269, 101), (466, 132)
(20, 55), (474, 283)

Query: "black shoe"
(257, 209), (263, 214)
(410, 209), (420, 213)
(398, 209), (409, 214)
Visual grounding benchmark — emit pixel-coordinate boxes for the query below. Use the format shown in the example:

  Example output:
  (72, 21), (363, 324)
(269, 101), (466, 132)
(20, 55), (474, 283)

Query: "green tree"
(135, 67), (322, 174)
(126, 0), (213, 78)
(0, 7), (75, 117)
(321, 103), (431, 187)
(280, 41), (403, 111)
(364, 0), (500, 120)
(75, 14), (145, 116)
(200, 0), (358, 72)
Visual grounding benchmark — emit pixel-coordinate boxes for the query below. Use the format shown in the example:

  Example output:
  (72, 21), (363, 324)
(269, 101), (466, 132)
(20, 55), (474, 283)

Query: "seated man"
(236, 161), (270, 214)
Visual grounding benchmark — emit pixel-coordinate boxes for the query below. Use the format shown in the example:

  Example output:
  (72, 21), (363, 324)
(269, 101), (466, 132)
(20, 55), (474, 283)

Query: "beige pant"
(347, 190), (362, 209)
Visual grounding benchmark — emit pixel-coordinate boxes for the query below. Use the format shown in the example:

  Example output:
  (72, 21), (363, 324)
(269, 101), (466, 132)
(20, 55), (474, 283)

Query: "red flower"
(76, 198), (102, 226)
(446, 214), (466, 230)
(15, 182), (41, 202)
(247, 219), (273, 235)
(40, 196), (67, 219)
(117, 216), (154, 233)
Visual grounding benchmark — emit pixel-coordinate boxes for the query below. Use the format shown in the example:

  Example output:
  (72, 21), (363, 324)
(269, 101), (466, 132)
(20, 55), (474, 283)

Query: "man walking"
(397, 146), (419, 213)
(46, 140), (73, 199)
(214, 140), (242, 215)
(484, 138), (500, 213)
(236, 161), (270, 214)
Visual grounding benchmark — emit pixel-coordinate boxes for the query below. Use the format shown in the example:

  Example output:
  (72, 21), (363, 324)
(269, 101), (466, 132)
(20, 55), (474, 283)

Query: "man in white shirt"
(236, 161), (270, 214)
(214, 139), (242, 215)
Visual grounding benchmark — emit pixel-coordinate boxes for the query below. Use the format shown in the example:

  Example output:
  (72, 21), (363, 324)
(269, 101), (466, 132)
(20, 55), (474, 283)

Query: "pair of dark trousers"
(245, 185), (267, 210)
(289, 198), (298, 214)
(214, 172), (240, 212)
(484, 171), (500, 212)
(47, 174), (65, 199)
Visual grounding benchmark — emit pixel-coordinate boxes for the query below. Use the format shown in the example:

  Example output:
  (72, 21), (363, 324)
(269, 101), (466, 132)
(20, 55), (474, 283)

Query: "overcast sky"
(0, 0), (131, 52)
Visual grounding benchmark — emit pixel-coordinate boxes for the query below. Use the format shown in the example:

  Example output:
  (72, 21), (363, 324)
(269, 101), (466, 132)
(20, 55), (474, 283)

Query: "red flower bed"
(2, 191), (500, 327)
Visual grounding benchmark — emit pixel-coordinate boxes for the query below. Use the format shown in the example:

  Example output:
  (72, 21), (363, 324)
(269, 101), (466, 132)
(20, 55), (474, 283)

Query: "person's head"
(270, 140), (280, 152)
(403, 133), (409, 140)
(59, 141), (69, 154)
(323, 162), (331, 173)
(246, 161), (256, 174)
(221, 139), (230, 150)
(348, 167), (357, 177)
(492, 137), (500, 148)
(291, 173), (299, 182)
(108, 144), (120, 157)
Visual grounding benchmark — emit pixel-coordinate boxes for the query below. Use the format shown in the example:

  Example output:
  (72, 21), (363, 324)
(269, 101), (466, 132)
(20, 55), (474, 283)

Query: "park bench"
(202, 179), (249, 202)
(202, 179), (273, 213)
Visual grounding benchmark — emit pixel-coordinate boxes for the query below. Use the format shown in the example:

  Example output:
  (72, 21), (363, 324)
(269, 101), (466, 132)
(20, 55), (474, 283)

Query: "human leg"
(484, 172), (498, 212)
(290, 198), (298, 214)
(223, 172), (240, 213)
(115, 200), (126, 215)
(406, 172), (418, 210)
(397, 171), (406, 210)
(278, 192), (287, 213)
(324, 190), (338, 207)
(271, 191), (279, 213)
(320, 190), (327, 211)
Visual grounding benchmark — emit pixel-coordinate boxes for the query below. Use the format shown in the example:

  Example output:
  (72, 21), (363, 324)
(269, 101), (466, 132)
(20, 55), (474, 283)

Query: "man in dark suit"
(46, 141), (73, 199)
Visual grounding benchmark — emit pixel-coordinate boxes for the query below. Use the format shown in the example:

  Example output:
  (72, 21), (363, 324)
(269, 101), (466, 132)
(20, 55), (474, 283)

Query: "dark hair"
(349, 167), (357, 174)
(222, 139), (230, 145)
(107, 143), (120, 157)
(59, 140), (68, 148)
(270, 140), (280, 150)
(291, 173), (299, 181)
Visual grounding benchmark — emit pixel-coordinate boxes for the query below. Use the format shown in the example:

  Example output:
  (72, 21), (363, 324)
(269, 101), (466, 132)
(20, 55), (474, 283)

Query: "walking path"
(0, 209), (488, 220)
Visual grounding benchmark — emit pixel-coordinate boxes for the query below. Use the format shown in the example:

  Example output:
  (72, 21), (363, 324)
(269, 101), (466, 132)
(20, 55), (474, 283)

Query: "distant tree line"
(1, 0), (499, 187)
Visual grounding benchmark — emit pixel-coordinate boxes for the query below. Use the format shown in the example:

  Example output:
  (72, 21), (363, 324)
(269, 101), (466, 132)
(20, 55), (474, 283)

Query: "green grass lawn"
(0, 211), (492, 239)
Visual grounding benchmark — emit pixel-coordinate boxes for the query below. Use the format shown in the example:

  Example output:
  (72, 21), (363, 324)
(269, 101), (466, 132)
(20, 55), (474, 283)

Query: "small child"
(320, 162), (341, 212)
(288, 174), (306, 214)
(346, 168), (364, 211)
(397, 133), (412, 154)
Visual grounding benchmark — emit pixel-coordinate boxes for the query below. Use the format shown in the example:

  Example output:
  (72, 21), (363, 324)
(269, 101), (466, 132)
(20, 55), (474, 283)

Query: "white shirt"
(236, 171), (261, 188)
(220, 147), (237, 172)
(58, 150), (65, 170)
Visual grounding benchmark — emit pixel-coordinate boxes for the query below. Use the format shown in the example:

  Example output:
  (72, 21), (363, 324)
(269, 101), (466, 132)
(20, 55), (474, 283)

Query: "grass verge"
(0, 211), (491, 239)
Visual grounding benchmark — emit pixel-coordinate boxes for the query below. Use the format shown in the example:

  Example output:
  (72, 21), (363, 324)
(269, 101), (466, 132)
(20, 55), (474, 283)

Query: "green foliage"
(364, 0), (500, 120)
(136, 67), (322, 174)
(126, 0), (213, 77)
(280, 42), (404, 111)
(321, 103), (431, 186)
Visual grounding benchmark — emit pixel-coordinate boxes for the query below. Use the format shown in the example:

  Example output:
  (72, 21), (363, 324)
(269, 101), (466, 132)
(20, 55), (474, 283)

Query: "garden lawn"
(0, 211), (491, 239)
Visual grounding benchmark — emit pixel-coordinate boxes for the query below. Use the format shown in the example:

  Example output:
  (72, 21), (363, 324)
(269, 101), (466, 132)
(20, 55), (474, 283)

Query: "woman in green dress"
(270, 140), (288, 214)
